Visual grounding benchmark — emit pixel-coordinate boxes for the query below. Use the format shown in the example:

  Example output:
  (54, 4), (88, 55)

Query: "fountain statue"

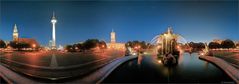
(150, 26), (186, 65)
(200, 43), (210, 56)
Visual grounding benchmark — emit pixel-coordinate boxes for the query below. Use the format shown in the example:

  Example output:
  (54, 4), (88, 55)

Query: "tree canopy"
(65, 39), (107, 52)
(125, 40), (149, 49)
(221, 39), (235, 48)
(0, 39), (6, 48)
(208, 42), (221, 49)
(208, 39), (235, 49)
(9, 41), (31, 50)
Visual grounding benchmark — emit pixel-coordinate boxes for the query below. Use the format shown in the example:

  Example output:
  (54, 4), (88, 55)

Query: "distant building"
(236, 41), (239, 48)
(110, 29), (116, 43)
(107, 29), (125, 50)
(49, 40), (53, 48)
(12, 24), (40, 48)
(212, 39), (223, 44)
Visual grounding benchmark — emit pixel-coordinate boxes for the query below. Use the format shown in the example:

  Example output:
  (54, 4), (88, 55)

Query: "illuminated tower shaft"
(51, 12), (57, 49)
(52, 23), (56, 48)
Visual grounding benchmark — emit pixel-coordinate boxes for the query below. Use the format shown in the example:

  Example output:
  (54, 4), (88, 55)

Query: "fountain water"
(150, 27), (187, 56)
(200, 43), (210, 56)
(150, 26), (188, 65)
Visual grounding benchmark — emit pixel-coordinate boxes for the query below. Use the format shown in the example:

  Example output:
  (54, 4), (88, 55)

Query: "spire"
(51, 11), (57, 23)
(13, 24), (19, 41)
(13, 24), (18, 33)
(112, 28), (114, 32)
(52, 11), (56, 19)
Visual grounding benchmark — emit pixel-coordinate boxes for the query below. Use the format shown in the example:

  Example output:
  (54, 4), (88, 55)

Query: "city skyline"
(0, 1), (239, 83)
(0, 1), (238, 46)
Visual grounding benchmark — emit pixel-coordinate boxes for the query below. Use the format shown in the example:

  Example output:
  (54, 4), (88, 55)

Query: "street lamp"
(138, 45), (141, 49)
(134, 46), (138, 50)
(32, 44), (36, 51)
(158, 60), (162, 64)
(101, 45), (105, 53)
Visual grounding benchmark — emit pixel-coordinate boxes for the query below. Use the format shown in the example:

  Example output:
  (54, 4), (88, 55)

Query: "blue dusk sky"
(0, 0), (238, 46)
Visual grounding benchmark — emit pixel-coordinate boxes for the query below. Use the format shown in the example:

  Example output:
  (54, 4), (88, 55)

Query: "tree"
(221, 39), (236, 48)
(125, 40), (148, 49)
(83, 39), (100, 50)
(9, 41), (18, 49)
(99, 41), (107, 49)
(209, 42), (221, 49)
(9, 41), (31, 50)
(0, 40), (6, 48)
(75, 43), (83, 51)
(236, 43), (239, 48)
(18, 42), (30, 49)
(65, 39), (106, 52)
(140, 41), (147, 49)
(65, 45), (75, 52)
(188, 42), (205, 51)
(125, 41), (132, 48)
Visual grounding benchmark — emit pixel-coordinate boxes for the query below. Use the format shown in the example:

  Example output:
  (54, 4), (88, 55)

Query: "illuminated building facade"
(13, 24), (19, 41)
(111, 29), (116, 43)
(107, 29), (125, 50)
(12, 24), (40, 48)
(212, 39), (223, 44)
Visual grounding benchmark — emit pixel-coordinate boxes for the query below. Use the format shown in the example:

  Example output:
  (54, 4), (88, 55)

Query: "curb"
(0, 64), (36, 84)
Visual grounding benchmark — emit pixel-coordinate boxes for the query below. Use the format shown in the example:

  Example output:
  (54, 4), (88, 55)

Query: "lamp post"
(102, 45), (105, 53)
(32, 44), (36, 51)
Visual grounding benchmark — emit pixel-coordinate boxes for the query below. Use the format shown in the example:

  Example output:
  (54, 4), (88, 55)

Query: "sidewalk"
(199, 55), (239, 83)
(212, 51), (239, 69)
(71, 55), (137, 83)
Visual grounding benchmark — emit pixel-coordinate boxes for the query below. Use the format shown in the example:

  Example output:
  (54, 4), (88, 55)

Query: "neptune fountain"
(150, 26), (187, 65)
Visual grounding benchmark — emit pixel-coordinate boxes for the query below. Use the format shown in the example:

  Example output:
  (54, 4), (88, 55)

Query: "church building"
(12, 24), (40, 49)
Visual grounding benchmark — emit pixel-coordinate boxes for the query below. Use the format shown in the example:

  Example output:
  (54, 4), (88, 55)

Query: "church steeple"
(13, 24), (18, 33)
(13, 24), (19, 41)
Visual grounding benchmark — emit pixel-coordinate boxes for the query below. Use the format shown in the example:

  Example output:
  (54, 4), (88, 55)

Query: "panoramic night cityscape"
(0, 0), (239, 83)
